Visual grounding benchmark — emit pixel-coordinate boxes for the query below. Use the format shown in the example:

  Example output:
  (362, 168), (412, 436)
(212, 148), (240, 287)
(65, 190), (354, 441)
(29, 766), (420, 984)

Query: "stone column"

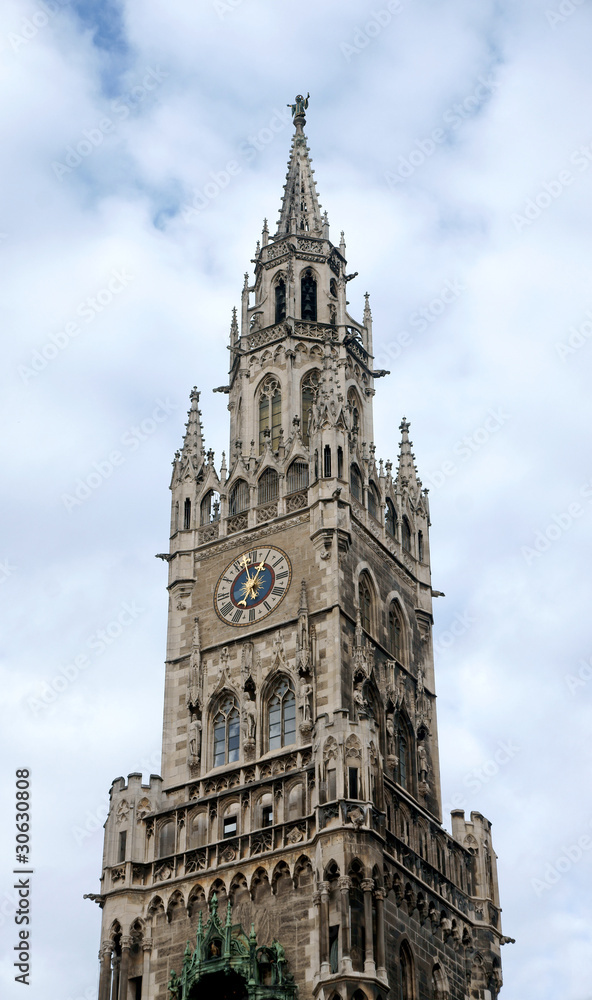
(118, 937), (131, 999)
(110, 956), (120, 1000)
(319, 881), (331, 976)
(361, 878), (376, 975)
(338, 876), (353, 973)
(98, 943), (112, 1000)
(375, 887), (387, 980)
(142, 941), (152, 995)
(312, 890), (322, 975)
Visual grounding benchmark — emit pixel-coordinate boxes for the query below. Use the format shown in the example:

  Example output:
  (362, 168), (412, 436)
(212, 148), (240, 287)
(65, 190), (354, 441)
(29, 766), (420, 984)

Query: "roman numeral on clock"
(272, 586), (284, 596)
(232, 608), (243, 623)
(220, 602), (233, 616)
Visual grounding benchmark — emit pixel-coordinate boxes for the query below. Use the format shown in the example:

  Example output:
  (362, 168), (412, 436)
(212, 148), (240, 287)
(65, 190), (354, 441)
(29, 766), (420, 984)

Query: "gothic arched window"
(258, 467), (279, 505)
(385, 498), (397, 538)
(213, 696), (240, 767)
(388, 603), (404, 662)
(401, 516), (412, 553)
(268, 677), (296, 750)
(158, 820), (175, 858)
(275, 278), (286, 323)
(400, 942), (416, 1000)
(418, 530), (424, 562)
(287, 459), (309, 494)
(200, 490), (220, 525)
(367, 482), (379, 520)
(190, 812), (208, 848)
(229, 479), (249, 516)
(359, 572), (373, 633)
(259, 376), (282, 453)
(183, 498), (191, 530)
(301, 269), (317, 321)
(350, 464), (362, 502)
(301, 370), (319, 446)
(323, 445), (332, 478)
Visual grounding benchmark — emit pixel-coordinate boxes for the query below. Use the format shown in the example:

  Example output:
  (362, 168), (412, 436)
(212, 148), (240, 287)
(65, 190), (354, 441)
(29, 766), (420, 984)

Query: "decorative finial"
(287, 92), (310, 128)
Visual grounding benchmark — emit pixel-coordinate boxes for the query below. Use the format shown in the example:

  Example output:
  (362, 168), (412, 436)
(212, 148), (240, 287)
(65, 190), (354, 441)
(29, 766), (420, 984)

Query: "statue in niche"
(300, 677), (313, 721)
(353, 675), (369, 717)
(188, 715), (202, 764)
(243, 698), (257, 740)
(417, 742), (428, 780)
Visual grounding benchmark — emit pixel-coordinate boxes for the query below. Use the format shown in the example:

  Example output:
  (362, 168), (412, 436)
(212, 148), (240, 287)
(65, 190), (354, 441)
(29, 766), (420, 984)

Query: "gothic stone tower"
(92, 97), (505, 1000)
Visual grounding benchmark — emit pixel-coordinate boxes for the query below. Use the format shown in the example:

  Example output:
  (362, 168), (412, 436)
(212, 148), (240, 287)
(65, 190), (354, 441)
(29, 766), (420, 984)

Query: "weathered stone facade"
(91, 99), (505, 1000)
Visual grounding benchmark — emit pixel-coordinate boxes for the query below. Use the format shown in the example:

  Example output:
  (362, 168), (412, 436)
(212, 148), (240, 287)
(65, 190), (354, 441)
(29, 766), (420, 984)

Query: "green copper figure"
(288, 93), (310, 118)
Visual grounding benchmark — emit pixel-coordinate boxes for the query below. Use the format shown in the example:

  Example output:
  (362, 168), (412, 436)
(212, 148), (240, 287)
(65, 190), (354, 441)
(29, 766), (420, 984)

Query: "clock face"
(214, 546), (292, 627)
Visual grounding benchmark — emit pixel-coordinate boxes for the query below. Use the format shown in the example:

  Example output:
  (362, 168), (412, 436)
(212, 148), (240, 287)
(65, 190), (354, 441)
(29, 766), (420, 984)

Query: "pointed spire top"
(276, 93), (323, 239)
(179, 387), (205, 470)
(397, 417), (422, 491)
(299, 579), (308, 615)
(230, 306), (239, 344)
(364, 292), (372, 320)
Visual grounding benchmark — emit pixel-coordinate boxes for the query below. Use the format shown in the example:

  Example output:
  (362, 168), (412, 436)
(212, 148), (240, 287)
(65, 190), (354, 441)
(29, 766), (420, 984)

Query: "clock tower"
(91, 98), (506, 1000)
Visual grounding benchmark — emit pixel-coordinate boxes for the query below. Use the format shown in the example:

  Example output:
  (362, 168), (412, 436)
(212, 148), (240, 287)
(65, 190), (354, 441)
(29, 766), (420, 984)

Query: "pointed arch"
(200, 489), (220, 525)
(158, 818), (175, 858)
(271, 860), (292, 895)
(266, 673), (296, 751)
(293, 854), (313, 887)
(183, 497), (192, 529)
(300, 268), (317, 321)
(166, 889), (185, 923)
(274, 274), (286, 323)
(401, 515), (412, 553)
(228, 478), (249, 516)
(385, 497), (397, 538)
(257, 466), (279, 505)
(358, 571), (375, 634)
(211, 692), (240, 767)
(400, 940), (417, 1000)
(286, 458), (309, 494)
(187, 883), (206, 918)
(350, 462), (362, 502)
(367, 480), (379, 520)
(258, 374), (282, 453)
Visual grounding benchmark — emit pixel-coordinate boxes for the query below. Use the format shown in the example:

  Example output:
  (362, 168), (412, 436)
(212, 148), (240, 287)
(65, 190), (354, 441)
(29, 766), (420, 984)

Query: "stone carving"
(154, 862), (173, 882)
(346, 805), (365, 828)
(323, 736), (338, 762)
(188, 716), (202, 767)
(185, 850), (207, 874)
(286, 824), (305, 844)
(344, 734), (362, 760)
(111, 866), (125, 883)
(299, 678), (313, 722)
(220, 845), (237, 863)
(116, 800), (130, 824)
(136, 797), (151, 821)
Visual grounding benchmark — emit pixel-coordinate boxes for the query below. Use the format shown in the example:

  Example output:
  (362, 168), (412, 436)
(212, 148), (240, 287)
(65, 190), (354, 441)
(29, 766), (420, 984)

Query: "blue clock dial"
(214, 546), (291, 626)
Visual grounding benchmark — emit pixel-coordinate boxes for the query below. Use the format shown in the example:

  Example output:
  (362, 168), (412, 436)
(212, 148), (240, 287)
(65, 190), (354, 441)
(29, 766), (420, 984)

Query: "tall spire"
(275, 93), (323, 238)
(396, 417), (422, 492)
(179, 387), (206, 472)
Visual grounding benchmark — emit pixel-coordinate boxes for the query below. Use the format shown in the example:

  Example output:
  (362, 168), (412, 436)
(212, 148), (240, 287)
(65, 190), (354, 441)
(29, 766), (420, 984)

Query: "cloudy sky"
(1, 0), (592, 997)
